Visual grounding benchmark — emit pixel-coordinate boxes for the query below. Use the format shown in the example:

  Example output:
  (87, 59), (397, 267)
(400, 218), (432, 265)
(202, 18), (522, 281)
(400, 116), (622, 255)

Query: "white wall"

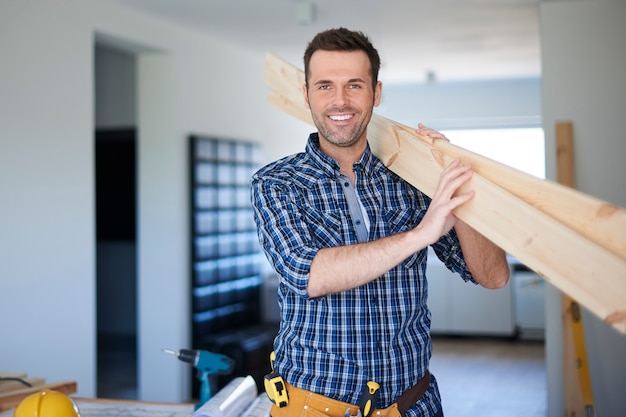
(377, 77), (541, 130)
(540, 1), (626, 416)
(0, 0), (308, 402)
(0, 0), (96, 396)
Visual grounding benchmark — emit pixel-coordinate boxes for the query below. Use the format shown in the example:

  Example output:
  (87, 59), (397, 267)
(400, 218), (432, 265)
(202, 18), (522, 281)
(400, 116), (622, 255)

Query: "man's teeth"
(329, 114), (352, 121)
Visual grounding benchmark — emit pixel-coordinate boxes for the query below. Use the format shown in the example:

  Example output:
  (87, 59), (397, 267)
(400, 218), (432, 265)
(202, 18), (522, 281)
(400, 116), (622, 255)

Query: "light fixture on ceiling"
(426, 70), (437, 85)
(296, 1), (316, 25)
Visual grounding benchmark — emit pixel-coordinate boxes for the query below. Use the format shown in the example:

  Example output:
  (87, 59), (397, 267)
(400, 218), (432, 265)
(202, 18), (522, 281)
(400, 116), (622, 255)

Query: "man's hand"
(411, 157), (475, 246)
(414, 122), (509, 288)
(416, 123), (449, 142)
(308, 157), (477, 297)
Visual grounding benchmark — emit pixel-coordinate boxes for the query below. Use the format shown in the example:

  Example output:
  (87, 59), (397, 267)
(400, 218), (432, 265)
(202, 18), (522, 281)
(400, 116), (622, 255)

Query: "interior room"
(1, 1), (625, 416)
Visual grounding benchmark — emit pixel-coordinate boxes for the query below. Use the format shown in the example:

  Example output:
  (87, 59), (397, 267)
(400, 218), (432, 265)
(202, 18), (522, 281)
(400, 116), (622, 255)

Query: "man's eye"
(319, 85), (331, 90)
(348, 84), (362, 89)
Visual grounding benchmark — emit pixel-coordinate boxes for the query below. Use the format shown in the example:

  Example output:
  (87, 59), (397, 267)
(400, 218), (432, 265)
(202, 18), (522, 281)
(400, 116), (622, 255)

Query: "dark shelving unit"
(189, 135), (276, 397)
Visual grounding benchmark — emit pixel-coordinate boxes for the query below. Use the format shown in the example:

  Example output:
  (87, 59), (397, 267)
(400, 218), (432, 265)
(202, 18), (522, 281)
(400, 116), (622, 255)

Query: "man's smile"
(328, 114), (354, 122)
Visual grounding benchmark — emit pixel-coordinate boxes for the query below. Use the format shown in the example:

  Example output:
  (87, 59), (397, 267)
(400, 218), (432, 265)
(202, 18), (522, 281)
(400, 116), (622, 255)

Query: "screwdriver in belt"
(358, 381), (380, 417)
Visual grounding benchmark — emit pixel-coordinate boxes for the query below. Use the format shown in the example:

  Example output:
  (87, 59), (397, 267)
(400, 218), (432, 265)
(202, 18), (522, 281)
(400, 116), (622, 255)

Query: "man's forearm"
(454, 220), (510, 288)
(307, 228), (430, 298)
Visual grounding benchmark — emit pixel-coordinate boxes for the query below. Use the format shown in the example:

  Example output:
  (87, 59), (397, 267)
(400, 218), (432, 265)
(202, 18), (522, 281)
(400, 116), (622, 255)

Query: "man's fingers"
(440, 187), (475, 211)
(415, 123), (449, 142)
(437, 159), (473, 196)
(450, 189), (475, 209)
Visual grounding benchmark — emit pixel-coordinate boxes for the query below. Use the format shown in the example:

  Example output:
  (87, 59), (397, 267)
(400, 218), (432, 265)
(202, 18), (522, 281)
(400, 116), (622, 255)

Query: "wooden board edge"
(0, 380), (77, 412)
(264, 52), (626, 333)
(0, 378), (46, 394)
(265, 51), (626, 262)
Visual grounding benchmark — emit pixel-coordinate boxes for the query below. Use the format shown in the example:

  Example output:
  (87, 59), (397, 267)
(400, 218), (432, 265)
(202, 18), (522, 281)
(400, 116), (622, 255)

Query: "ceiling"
(108, 0), (541, 84)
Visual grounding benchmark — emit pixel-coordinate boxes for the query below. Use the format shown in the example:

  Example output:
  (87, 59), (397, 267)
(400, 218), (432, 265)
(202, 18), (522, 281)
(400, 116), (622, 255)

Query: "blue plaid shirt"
(252, 133), (474, 416)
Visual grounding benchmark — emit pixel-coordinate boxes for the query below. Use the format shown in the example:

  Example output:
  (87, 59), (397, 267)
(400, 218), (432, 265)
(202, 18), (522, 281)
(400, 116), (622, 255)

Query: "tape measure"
(264, 373), (289, 407)
(264, 351), (289, 408)
(358, 381), (380, 417)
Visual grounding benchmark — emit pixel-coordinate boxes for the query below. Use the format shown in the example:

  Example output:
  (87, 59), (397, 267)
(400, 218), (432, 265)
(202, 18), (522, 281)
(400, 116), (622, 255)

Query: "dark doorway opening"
(95, 128), (138, 399)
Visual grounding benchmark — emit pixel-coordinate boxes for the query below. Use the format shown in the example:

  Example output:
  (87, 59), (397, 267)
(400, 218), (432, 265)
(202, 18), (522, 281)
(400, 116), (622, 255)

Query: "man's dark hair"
(303, 27), (381, 90)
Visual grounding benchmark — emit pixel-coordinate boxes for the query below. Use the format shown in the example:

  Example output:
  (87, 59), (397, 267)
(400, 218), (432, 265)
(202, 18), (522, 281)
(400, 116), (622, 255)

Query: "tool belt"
(267, 371), (430, 417)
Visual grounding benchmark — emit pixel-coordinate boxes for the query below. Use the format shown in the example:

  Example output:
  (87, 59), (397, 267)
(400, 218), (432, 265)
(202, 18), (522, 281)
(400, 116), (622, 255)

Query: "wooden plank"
(369, 118), (626, 332)
(0, 377), (46, 394)
(556, 121), (576, 188)
(265, 52), (626, 263)
(557, 120), (585, 414)
(406, 126), (626, 263)
(0, 380), (77, 412)
(264, 52), (626, 333)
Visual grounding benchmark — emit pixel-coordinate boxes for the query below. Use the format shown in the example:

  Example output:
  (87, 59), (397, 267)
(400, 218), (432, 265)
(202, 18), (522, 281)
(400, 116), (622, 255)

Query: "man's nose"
(331, 88), (348, 106)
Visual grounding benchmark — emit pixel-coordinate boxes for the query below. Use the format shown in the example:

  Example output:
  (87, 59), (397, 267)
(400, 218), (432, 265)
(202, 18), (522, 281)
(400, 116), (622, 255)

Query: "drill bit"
(162, 348), (178, 356)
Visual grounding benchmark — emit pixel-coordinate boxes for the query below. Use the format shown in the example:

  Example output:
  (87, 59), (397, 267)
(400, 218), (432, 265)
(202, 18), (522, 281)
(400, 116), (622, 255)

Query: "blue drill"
(163, 348), (235, 409)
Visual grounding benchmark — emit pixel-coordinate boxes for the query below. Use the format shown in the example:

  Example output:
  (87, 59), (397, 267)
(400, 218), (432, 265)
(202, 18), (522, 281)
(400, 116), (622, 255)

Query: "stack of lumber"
(264, 51), (626, 334)
(0, 372), (76, 411)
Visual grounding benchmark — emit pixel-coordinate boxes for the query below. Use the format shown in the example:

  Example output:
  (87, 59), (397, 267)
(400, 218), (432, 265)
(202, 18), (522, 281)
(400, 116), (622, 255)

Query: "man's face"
(303, 50), (382, 149)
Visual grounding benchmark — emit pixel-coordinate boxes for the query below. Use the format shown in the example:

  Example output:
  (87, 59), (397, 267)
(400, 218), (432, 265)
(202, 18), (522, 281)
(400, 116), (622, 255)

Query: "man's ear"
(302, 84), (311, 109)
(374, 80), (382, 108)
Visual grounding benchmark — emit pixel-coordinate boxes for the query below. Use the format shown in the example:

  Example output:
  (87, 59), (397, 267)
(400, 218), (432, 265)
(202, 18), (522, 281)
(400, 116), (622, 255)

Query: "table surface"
(1, 397), (195, 417)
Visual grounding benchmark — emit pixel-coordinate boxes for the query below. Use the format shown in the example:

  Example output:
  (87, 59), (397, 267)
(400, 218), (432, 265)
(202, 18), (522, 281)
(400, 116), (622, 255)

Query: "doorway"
(94, 43), (138, 399)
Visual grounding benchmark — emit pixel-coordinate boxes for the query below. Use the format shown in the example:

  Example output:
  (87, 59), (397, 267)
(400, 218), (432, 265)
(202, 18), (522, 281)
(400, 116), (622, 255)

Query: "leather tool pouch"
(269, 400), (333, 417)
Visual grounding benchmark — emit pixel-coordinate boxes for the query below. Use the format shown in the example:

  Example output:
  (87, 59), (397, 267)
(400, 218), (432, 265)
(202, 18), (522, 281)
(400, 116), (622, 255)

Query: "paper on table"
(192, 375), (257, 417)
(241, 394), (272, 417)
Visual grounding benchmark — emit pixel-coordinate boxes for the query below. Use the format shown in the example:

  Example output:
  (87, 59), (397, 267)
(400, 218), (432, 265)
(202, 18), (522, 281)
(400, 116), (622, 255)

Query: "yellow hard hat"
(13, 389), (81, 417)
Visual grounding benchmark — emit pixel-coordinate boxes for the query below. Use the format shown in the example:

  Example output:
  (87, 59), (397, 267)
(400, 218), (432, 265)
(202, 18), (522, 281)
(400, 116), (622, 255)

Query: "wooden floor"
(430, 336), (546, 417)
(98, 335), (547, 416)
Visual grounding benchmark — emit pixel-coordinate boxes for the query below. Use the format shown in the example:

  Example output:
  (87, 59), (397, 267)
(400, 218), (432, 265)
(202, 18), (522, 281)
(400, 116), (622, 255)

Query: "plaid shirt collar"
(306, 132), (376, 180)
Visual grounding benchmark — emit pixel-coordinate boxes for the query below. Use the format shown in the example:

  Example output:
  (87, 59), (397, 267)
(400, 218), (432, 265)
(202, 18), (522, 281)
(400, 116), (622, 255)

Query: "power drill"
(163, 348), (235, 409)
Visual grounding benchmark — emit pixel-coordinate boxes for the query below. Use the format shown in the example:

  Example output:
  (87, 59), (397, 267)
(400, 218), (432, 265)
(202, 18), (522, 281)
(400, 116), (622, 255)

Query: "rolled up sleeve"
(252, 175), (317, 298)
(432, 228), (476, 284)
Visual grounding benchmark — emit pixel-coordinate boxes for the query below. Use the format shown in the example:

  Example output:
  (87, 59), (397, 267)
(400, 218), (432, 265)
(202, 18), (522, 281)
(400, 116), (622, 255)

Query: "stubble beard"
(312, 106), (373, 148)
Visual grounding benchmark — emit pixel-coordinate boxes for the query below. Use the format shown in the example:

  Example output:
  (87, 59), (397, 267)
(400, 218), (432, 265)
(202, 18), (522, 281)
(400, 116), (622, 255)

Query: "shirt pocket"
(304, 208), (346, 247)
(385, 207), (422, 269)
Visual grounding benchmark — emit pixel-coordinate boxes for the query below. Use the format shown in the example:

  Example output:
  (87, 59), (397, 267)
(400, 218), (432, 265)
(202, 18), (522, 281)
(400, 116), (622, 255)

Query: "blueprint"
(76, 400), (194, 417)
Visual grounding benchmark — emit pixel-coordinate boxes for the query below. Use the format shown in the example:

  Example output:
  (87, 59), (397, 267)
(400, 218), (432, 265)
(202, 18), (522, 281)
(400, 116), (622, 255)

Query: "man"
(252, 28), (510, 417)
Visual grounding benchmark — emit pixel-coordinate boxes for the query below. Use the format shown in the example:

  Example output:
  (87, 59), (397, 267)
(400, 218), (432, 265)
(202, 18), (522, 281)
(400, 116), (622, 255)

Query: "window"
(441, 128), (545, 179)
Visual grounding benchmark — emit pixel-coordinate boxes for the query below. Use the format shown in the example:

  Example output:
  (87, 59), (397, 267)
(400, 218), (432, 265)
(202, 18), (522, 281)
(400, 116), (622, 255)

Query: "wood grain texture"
(0, 380), (77, 411)
(266, 52), (626, 262)
(264, 52), (626, 333)
(0, 377), (46, 394)
(557, 121), (594, 416)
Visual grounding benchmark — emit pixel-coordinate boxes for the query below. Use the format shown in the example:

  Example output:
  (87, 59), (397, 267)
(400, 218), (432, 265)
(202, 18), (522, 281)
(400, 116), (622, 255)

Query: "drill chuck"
(176, 349), (199, 365)
(162, 348), (199, 365)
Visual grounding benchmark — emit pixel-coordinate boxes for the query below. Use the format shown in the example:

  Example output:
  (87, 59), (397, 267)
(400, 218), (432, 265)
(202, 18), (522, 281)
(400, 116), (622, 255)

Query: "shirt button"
(356, 220), (361, 225)
(344, 182), (349, 187)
